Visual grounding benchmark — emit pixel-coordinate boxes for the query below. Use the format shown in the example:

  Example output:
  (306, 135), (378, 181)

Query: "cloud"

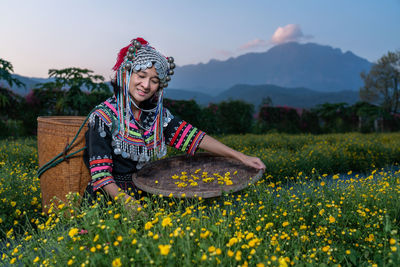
(271, 24), (312, 44)
(238, 24), (313, 53)
(239, 39), (269, 51)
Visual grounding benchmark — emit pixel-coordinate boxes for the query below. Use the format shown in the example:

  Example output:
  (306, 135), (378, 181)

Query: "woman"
(83, 37), (265, 207)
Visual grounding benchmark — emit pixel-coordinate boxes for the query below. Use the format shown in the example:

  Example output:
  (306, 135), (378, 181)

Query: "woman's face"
(129, 66), (160, 105)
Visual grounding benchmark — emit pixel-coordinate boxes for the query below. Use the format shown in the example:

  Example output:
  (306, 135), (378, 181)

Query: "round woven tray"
(132, 153), (264, 198)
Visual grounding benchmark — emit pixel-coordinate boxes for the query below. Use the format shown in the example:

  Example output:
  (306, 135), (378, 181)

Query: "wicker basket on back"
(37, 116), (90, 213)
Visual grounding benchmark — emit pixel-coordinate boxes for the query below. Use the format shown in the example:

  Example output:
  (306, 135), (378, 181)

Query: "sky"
(1, 0), (399, 80)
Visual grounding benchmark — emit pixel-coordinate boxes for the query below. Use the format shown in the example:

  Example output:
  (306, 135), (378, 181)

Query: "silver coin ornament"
(168, 57), (174, 63)
(100, 131), (106, 138)
(114, 148), (122, 155)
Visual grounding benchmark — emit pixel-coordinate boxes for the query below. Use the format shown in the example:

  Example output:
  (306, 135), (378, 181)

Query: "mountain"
(0, 74), (51, 96)
(165, 84), (360, 108)
(169, 42), (372, 94)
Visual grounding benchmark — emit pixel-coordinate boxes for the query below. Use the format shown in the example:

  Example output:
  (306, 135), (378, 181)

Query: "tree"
(360, 51), (400, 113)
(0, 58), (25, 109)
(36, 67), (111, 115)
(0, 58), (25, 89)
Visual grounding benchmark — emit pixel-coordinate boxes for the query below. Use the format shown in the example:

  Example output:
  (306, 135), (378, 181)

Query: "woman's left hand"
(240, 155), (266, 170)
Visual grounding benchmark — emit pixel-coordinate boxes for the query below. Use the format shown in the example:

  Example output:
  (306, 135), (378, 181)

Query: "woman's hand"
(123, 195), (148, 220)
(239, 154), (266, 170)
(199, 135), (266, 171)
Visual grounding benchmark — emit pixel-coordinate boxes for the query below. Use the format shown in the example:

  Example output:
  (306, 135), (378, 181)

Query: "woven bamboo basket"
(37, 116), (90, 213)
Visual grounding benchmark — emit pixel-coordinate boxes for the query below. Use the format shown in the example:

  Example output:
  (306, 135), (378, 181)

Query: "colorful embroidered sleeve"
(164, 112), (206, 155)
(86, 113), (115, 191)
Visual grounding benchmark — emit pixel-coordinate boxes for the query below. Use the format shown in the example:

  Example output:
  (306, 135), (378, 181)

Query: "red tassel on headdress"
(135, 37), (148, 45)
(112, 44), (130, 71)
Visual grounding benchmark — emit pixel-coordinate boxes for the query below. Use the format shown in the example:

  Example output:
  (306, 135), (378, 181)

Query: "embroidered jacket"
(83, 96), (206, 191)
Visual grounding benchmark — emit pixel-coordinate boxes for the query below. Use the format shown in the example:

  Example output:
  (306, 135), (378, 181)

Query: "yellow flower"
(161, 217), (172, 227)
(265, 222), (274, 229)
(201, 254), (207, 261)
(208, 246), (216, 253)
(200, 230), (210, 239)
(33, 256), (39, 263)
(282, 221), (289, 227)
(67, 259), (74, 266)
(144, 222), (153, 230)
(117, 236), (123, 242)
(235, 250), (242, 261)
(391, 246), (397, 252)
(328, 216), (336, 223)
(227, 250), (234, 257)
(112, 258), (122, 267)
(158, 244), (171, 256)
(278, 257), (288, 267)
(10, 201), (16, 207)
(227, 237), (238, 247)
(346, 250), (351, 255)
(257, 264), (265, 267)
(68, 228), (79, 238)
(246, 233), (254, 240)
(93, 234), (99, 242)
(322, 246), (330, 252)
(390, 238), (396, 245)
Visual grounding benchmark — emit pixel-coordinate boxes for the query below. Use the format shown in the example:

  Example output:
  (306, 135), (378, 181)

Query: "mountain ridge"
(170, 42), (372, 94)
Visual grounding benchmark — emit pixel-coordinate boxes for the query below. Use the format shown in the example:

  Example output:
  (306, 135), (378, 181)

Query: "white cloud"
(239, 39), (269, 51)
(271, 24), (312, 44)
(238, 24), (313, 53)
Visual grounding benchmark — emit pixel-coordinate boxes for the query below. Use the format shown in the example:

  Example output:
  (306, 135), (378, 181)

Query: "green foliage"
(256, 105), (302, 133)
(0, 138), (41, 239)
(0, 58), (25, 90)
(35, 67), (111, 116)
(164, 98), (203, 128)
(213, 100), (254, 134)
(164, 99), (254, 135)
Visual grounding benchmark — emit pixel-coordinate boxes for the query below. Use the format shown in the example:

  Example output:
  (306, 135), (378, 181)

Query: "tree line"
(1, 50), (399, 137)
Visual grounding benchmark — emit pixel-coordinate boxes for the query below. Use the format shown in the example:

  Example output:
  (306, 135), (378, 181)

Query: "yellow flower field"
(1, 134), (400, 266)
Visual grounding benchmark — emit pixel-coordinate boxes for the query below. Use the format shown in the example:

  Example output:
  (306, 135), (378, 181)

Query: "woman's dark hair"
(110, 78), (119, 96)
